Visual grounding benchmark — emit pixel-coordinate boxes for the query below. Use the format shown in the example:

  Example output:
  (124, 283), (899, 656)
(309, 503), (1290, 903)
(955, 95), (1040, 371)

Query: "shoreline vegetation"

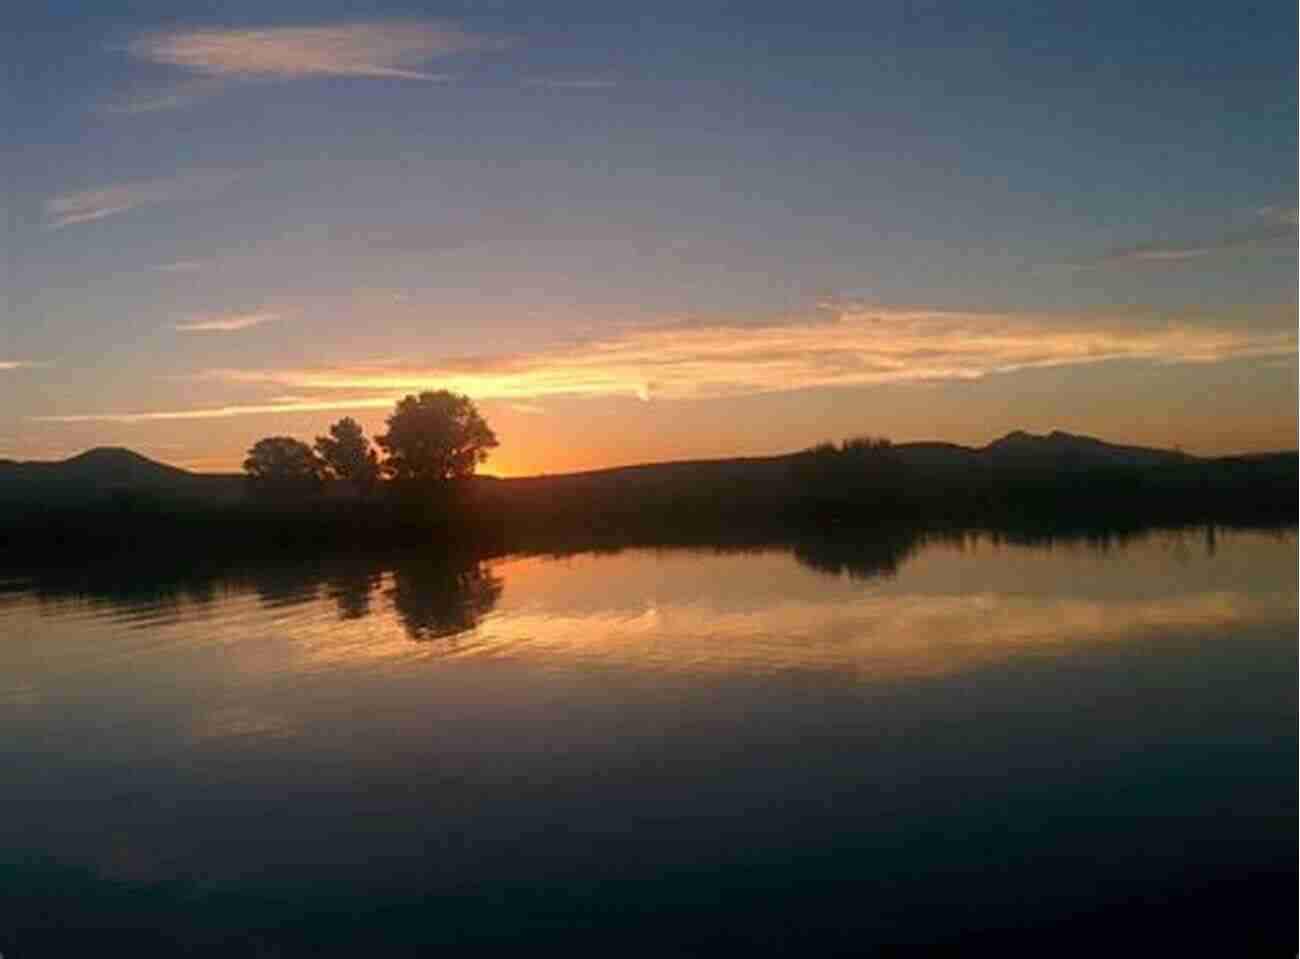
(1, 396), (1294, 568)
(1, 430), (1294, 568)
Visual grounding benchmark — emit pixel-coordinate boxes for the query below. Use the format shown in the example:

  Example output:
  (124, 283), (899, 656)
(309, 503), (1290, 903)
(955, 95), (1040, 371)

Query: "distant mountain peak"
(0, 446), (246, 506)
(982, 430), (1190, 466)
(65, 446), (161, 466)
(41, 447), (195, 485)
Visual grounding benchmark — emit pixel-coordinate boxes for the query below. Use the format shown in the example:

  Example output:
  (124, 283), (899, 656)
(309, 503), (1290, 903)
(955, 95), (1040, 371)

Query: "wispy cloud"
(35, 398), (399, 424)
(34, 304), (1297, 424)
(46, 182), (173, 229)
(172, 311), (279, 332)
(0, 361), (43, 372)
(155, 260), (204, 273)
(525, 77), (618, 89)
(1077, 206), (1298, 268)
(114, 20), (509, 111)
(103, 82), (226, 115)
(45, 174), (234, 229)
(1094, 246), (1215, 265)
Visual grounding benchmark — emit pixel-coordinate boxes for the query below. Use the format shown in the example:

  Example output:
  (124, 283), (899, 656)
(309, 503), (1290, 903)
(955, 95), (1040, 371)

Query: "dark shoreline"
(2, 451), (1295, 565)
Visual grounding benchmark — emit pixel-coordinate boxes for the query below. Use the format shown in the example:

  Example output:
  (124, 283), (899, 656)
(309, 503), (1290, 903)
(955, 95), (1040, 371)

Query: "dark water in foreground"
(2, 527), (1295, 955)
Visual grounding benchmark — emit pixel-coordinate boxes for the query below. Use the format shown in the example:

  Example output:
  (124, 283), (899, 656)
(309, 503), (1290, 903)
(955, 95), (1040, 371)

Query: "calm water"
(2, 527), (1295, 954)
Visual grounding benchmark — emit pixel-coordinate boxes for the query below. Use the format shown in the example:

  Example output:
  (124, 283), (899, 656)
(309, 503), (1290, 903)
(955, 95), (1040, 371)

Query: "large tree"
(314, 417), (379, 493)
(376, 391), (498, 484)
(242, 436), (326, 497)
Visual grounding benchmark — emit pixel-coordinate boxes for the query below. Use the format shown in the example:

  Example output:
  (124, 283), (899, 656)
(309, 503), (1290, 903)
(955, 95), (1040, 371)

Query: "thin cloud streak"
(1100, 246), (1214, 264)
(115, 21), (508, 110)
(525, 77), (619, 89)
(173, 311), (279, 332)
(1077, 206), (1298, 268)
(46, 183), (172, 229)
(34, 305), (1297, 424)
(37, 396), (399, 424)
(155, 260), (204, 273)
(1, 361), (43, 372)
(45, 174), (235, 229)
(103, 80), (226, 115)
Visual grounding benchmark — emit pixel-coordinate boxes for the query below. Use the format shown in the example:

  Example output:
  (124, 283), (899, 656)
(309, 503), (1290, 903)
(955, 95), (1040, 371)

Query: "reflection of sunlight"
(629, 602), (661, 630)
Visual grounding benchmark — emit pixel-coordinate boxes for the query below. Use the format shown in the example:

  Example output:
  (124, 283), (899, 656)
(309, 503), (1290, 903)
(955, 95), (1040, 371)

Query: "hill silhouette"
(983, 430), (1191, 468)
(0, 431), (1293, 560)
(0, 430), (1284, 505)
(0, 447), (242, 504)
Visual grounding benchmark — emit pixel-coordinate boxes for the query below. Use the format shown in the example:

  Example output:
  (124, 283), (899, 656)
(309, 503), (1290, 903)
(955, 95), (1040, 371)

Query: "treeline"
(241, 391), (497, 499)
(0, 385), (1294, 562)
(1, 445), (1292, 563)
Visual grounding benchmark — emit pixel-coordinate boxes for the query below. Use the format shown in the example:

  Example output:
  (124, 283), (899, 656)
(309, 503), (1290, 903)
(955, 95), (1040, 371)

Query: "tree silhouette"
(376, 391), (498, 485)
(243, 436), (325, 498)
(314, 417), (379, 494)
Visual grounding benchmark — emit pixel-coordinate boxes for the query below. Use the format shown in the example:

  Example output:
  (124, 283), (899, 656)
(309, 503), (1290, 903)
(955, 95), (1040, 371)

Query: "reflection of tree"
(386, 555), (503, 641)
(325, 568), (382, 620)
(790, 528), (924, 581)
(252, 565), (321, 609)
(26, 561), (221, 613)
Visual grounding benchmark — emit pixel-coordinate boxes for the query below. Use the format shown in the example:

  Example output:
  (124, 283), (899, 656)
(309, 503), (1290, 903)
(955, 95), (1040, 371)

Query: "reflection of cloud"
(34, 302), (1295, 424)
(173, 311), (279, 332)
(45, 174), (235, 229)
(464, 586), (1292, 681)
(115, 20), (508, 111)
(189, 705), (295, 744)
(1077, 206), (1298, 268)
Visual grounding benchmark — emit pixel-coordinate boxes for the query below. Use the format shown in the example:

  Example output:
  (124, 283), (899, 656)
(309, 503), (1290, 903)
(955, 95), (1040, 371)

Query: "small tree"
(243, 436), (325, 498)
(314, 417), (379, 494)
(376, 391), (498, 486)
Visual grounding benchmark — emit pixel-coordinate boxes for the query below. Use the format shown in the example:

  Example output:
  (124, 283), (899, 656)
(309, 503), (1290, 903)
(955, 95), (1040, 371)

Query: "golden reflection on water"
(1, 529), (1294, 724)
(455, 588), (1284, 681)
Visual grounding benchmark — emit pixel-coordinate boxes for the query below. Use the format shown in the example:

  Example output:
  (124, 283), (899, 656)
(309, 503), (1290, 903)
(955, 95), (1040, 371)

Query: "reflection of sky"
(0, 529), (1294, 889)
(5, 3), (1297, 472)
(2, 529), (1294, 718)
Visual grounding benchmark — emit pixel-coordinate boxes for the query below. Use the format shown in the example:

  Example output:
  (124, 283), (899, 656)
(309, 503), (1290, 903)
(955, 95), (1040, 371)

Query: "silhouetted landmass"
(0, 447), (244, 505)
(0, 432), (1294, 563)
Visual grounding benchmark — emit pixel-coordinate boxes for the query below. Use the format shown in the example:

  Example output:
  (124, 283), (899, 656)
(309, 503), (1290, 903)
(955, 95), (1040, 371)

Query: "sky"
(3, 1), (1296, 475)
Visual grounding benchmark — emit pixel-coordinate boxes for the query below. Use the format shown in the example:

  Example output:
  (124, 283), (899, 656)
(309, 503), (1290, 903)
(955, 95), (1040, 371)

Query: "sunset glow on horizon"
(6, 4), (1296, 475)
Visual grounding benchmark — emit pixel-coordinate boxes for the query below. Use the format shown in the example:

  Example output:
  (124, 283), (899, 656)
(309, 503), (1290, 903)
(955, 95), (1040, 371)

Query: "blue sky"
(4, 1), (1295, 472)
